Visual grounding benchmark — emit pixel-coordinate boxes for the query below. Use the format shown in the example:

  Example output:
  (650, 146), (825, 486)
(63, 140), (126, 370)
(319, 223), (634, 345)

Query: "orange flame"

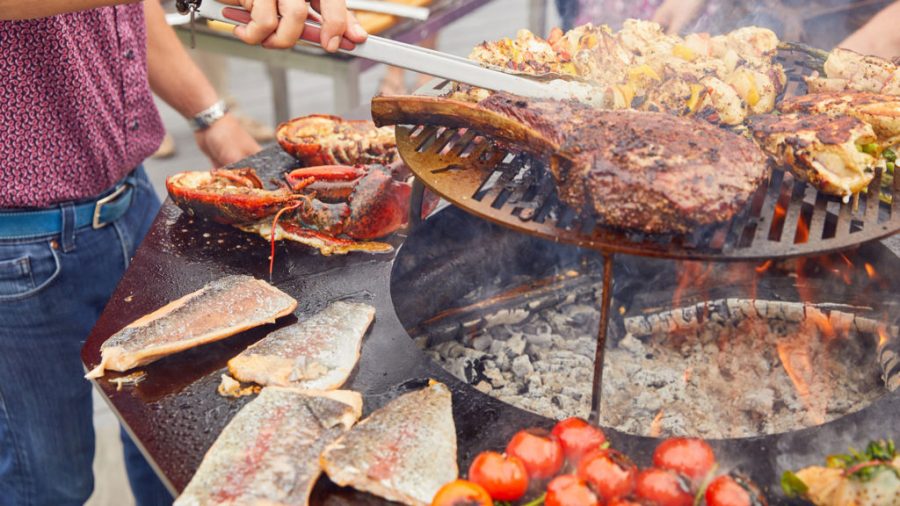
(864, 262), (877, 279)
(649, 410), (664, 438)
(776, 330), (827, 426)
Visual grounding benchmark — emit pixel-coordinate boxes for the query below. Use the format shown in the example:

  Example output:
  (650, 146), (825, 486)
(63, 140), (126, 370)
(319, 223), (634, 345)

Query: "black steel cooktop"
(82, 146), (899, 504)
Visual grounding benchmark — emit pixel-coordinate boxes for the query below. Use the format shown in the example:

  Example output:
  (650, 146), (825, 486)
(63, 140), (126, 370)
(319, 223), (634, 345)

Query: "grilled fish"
(175, 388), (362, 506)
(227, 301), (375, 390)
(372, 92), (767, 234)
(320, 382), (457, 506)
(747, 113), (878, 198)
(86, 275), (297, 378)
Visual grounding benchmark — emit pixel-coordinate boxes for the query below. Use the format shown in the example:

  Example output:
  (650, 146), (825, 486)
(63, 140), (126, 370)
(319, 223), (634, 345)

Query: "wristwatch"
(189, 99), (229, 131)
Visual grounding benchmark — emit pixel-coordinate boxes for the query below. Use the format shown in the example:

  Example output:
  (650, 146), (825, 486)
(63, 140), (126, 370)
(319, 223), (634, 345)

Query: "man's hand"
(194, 114), (262, 168)
(219, 0), (368, 51)
(651, 0), (708, 35)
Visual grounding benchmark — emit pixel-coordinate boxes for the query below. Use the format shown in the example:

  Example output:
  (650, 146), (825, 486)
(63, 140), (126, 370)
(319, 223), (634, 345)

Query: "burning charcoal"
(489, 325), (513, 340)
(471, 334), (492, 352)
(506, 335), (527, 356)
(483, 366), (506, 388)
(475, 381), (492, 394)
(522, 321), (552, 336)
(512, 355), (535, 378)
(484, 308), (530, 328)
(782, 302), (805, 322)
(525, 333), (552, 348)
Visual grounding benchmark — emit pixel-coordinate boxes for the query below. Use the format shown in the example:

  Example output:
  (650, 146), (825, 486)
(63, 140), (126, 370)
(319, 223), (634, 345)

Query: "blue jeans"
(0, 167), (172, 506)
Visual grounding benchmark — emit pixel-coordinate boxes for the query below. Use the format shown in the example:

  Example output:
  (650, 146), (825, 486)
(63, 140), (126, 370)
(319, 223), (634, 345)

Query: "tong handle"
(197, 0), (357, 50)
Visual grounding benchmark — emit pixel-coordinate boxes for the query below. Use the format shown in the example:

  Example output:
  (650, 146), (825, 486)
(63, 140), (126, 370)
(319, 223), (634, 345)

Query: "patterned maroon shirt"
(0, 5), (164, 208)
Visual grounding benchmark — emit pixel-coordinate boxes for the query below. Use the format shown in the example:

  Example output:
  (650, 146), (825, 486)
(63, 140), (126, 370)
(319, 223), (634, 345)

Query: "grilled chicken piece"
(467, 20), (784, 123)
(86, 275), (297, 379)
(795, 461), (900, 506)
(227, 301), (375, 390)
(747, 113), (878, 198)
(780, 92), (900, 141)
(372, 92), (767, 234)
(807, 48), (900, 96)
(320, 382), (457, 506)
(175, 388), (362, 506)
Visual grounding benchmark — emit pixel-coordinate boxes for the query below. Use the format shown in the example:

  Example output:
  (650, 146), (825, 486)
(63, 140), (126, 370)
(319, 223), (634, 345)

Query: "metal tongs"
(189, 0), (593, 103)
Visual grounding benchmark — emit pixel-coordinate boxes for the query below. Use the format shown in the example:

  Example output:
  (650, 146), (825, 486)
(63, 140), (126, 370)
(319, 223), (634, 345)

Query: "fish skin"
(227, 301), (376, 391)
(175, 387), (362, 506)
(86, 275), (297, 378)
(320, 382), (458, 506)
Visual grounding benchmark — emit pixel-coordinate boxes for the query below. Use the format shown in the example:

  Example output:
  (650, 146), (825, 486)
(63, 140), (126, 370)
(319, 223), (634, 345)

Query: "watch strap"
(189, 99), (229, 131)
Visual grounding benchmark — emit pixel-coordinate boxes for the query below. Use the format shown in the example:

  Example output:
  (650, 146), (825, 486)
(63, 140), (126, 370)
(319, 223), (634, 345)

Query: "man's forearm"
(0, 0), (137, 20)
(144, 0), (220, 119)
(840, 1), (900, 58)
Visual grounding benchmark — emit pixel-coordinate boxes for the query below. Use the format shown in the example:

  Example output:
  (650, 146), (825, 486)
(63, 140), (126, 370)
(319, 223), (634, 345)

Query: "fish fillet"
(86, 275), (297, 379)
(320, 382), (458, 506)
(228, 301), (376, 390)
(175, 387), (362, 506)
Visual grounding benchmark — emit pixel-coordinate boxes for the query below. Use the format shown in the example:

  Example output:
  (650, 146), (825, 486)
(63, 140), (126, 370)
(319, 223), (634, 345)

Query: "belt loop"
(60, 202), (77, 252)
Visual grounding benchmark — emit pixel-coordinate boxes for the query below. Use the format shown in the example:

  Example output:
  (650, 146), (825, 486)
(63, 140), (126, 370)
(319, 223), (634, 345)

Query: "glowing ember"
(775, 326), (828, 427)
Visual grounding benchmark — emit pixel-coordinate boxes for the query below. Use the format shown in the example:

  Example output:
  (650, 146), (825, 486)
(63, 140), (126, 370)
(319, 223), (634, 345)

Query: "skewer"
(777, 41), (830, 63)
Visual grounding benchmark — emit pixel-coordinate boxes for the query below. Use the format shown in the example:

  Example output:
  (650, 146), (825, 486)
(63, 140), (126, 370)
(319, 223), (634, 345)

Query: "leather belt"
(0, 177), (136, 239)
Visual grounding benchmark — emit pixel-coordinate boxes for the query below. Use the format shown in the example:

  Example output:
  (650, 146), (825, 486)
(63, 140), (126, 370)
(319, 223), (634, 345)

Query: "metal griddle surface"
(82, 146), (900, 504)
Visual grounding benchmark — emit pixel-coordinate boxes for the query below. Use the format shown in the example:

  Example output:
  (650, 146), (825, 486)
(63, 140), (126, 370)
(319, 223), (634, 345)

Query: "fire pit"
(395, 209), (899, 439)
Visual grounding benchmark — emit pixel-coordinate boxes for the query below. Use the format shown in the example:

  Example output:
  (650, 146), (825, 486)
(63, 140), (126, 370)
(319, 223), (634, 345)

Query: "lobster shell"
(276, 114), (398, 166)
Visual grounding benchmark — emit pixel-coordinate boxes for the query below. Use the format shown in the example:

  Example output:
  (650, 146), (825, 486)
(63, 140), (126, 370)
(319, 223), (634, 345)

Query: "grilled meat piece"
(320, 382), (457, 506)
(780, 92), (900, 141)
(372, 93), (767, 234)
(85, 275), (297, 379)
(227, 301), (375, 390)
(175, 388), (362, 506)
(747, 113), (877, 198)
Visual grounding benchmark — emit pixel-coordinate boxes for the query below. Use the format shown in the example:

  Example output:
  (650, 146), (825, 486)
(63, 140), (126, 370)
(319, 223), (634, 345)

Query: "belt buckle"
(92, 184), (130, 229)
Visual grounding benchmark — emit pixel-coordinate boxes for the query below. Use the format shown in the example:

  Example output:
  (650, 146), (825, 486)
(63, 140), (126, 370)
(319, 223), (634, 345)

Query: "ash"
(601, 316), (884, 438)
(421, 287), (600, 420)
(421, 293), (885, 438)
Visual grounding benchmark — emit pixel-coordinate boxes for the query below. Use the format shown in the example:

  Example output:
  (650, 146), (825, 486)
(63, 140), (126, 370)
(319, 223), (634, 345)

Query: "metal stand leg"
(267, 64), (291, 125)
(409, 177), (426, 228)
(334, 60), (361, 114)
(590, 252), (615, 423)
(529, 0), (548, 35)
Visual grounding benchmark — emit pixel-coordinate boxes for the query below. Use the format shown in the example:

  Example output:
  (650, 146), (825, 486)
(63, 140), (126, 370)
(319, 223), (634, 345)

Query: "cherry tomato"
(551, 417), (608, 464)
(431, 479), (493, 506)
(608, 499), (643, 506)
(705, 475), (752, 506)
(577, 449), (637, 501)
(652, 437), (717, 483)
(468, 451), (529, 501)
(635, 468), (694, 506)
(505, 428), (565, 479)
(546, 475), (600, 506)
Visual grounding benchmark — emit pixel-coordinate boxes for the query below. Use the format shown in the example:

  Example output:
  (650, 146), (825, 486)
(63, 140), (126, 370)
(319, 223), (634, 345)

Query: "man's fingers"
(234, 0), (279, 45)
(311, 0), (349, 52)
(262, 0), (308, 48)
(344, 10), (368, 42)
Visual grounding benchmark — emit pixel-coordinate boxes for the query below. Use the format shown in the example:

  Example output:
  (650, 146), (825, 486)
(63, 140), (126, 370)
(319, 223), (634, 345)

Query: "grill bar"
(396, 81), (900, 261)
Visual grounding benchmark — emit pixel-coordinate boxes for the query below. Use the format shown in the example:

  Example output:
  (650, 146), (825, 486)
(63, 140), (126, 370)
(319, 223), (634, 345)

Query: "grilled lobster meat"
(166, 164), (412, 256)
(276, 114), (398, 166)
